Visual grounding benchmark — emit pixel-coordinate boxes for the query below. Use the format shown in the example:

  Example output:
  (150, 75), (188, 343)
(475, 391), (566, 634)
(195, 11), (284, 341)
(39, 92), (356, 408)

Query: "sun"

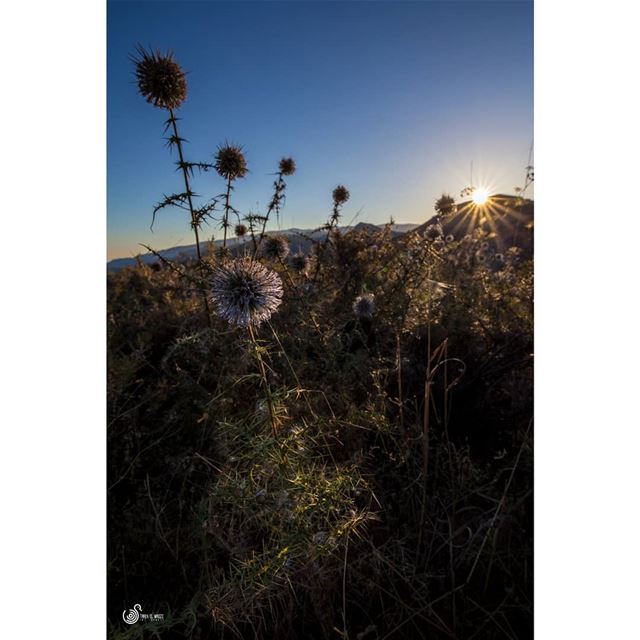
(472, 187), (490, 206)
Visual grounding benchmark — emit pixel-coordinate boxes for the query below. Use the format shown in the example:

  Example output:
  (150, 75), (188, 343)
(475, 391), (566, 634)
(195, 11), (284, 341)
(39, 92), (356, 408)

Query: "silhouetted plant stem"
(222, 177), (232, 249)
(257, 171), (285, 250)
(248, 324), (277, 437)
(167, 108), (211, 326)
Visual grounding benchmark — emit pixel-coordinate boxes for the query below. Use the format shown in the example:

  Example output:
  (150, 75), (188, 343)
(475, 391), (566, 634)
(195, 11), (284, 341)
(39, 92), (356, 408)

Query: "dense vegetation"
(108, 47), (533, 639)
(108, 212), (533, 639)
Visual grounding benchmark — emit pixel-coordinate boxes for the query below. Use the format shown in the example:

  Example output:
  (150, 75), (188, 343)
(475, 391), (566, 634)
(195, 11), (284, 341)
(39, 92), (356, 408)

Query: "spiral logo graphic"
(122, 604), (142, 624)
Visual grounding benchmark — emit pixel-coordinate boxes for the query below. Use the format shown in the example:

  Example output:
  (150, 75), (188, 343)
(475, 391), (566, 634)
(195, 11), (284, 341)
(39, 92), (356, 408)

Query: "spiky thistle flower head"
(262, 234), (290, 262)
(133, 46), (187, 110)
(290, 252), (309, 272)
(353, 293), (375, 319)
(435, 194), (456, 216)
(215, 143), (248, 181)
(424, 223), (443, 241)
(279, 157), (296, 176)
(234, 223), (248, 237)
(210, 258), (283, 328)
(332, 185), (350, 206)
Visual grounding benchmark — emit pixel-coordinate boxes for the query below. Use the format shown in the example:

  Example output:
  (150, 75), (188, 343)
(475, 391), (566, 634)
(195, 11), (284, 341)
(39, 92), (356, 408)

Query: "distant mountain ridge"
(107, 222), (420, 272)
(107, 196), (533, 272)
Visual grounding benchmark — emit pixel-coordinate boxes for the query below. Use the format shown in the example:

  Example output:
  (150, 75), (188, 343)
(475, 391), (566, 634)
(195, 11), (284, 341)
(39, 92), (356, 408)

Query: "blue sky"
(107, 0), (533, 259)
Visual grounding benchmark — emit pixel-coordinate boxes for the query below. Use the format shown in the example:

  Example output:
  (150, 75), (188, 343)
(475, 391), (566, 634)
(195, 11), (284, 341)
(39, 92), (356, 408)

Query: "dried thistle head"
(210, 258), (283, 328)
(279, 157), (296, 176)
(445, 234), (455, 243)
(424, 223), (443, 241)
(353, 293), (375, 319)
(290, 252), (309, 272)
(215, 144), (248, 181)
(332, 185), (350, 206)
(133, 46), (187, 110)
(234, 223), (248, 237)
(435, 194), (456, 216)
(262, 234), (290, 262)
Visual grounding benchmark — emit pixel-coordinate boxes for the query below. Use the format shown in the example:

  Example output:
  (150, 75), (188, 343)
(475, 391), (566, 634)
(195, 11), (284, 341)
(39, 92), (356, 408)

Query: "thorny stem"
(222, 177), (232, 249)
(312, 202), (341, 284)
(248, 324), (277, 437)
(256, 172), (285, 252)
(167, 108), (212, 326)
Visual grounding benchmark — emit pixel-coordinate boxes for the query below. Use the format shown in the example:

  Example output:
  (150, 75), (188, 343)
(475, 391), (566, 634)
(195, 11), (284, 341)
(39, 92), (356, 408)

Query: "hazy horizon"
(108, 0), (533, 260)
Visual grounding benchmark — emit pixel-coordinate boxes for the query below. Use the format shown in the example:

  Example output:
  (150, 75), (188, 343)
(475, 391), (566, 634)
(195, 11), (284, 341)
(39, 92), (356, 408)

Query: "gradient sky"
(107, 0), (533, 260)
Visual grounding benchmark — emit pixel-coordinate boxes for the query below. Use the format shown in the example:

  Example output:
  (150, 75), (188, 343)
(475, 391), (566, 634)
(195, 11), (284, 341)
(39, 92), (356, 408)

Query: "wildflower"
(332, 185), (350, 206)
(353, 292), (375, 319)
(214, 143), (248, 181)
(279, 157), (296, 176)
(424, 223), (443, 241)
(133, 47), (187, 110)
(262, 234), (290, 261)
(290, 252), (309, 272)
(435, 194), (456, 216)
(210, 258), (283, 328)
(234, 223), (247, 237)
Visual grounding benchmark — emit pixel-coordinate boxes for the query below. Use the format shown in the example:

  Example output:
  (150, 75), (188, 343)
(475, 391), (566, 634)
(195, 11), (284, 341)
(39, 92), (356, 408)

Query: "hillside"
(107, 222), (420, 272)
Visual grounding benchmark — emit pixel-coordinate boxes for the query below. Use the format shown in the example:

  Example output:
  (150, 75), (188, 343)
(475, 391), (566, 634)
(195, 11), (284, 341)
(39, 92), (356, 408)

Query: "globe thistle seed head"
(353, 293), (375, 319)
(435, 194), (456, 216)
(210, 258), (283, 328)
(262, 234), (290, 262)
(214, 143), (248, 181)
(133, 47), (187, 110)
(332, 185), (350, 206)
(445, 234), (455, 243)
(234, 223), (248, 237)
(290, 252), (309, 272)
(424, 223), (443, 241)
(279, 157), (296, 176)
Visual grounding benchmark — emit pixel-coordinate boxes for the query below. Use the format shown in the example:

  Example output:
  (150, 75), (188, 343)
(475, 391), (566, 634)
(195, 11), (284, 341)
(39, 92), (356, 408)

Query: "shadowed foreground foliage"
(108, 220), (533, 639)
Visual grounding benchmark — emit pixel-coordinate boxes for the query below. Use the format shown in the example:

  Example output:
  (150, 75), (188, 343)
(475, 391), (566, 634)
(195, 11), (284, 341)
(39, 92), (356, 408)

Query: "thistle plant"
(210, 258), (283, 435)
(210, 258), (283, 329)
(435, 193), (456, 217)
(262, 235), (290, 263)
(312, 184), (350, 282)
(256, 157), (296, 251)
(290, 252), (309, 274)
(132, 46), (211, 323)
(215, 143), (248, 249)
(424, 222), (443, 241)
